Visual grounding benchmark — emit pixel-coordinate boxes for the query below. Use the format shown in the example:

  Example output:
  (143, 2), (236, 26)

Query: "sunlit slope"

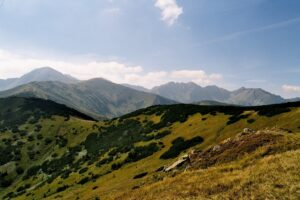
(0, 99), (299, 200)
(114, 130), (300, 200)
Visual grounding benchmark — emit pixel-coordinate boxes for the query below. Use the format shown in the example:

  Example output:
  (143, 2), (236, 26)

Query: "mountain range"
(0, 76), (174, 119)
(0, 67), (298, 119)
(125, 82), (287, 106)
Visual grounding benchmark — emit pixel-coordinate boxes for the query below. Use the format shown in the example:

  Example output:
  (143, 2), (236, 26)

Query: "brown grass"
(111, 132), (300, 200)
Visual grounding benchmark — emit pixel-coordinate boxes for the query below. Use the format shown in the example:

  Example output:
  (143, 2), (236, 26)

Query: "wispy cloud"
(102, 7), (121, 17)
(154, 0), (183, 26)
(0, 49), (221, 88)
(282, 84), (300, 93)
(0, 0), (5, 8)
(200, 17), (300, 46)
(245, 79), (266, 83)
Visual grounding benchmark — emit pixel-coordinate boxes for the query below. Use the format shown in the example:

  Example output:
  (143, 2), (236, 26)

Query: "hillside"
(0, 79), (175, 119)
(0, 67), (78, 91)
(115, 128), (300, 200)
(0, 98), (300, 200)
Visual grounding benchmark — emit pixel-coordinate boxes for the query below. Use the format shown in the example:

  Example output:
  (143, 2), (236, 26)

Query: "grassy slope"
(0, 99), (299, 200)
(114, 134), (300, 200)
(44, 105), (300, 200)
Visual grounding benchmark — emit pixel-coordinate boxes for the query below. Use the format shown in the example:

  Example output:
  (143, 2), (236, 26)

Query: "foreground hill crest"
(0, 97), (299, 200)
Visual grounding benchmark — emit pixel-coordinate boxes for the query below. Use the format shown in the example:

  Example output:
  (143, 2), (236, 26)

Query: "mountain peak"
(229, 87), (284, 106)
(24, 67), (73, 78)
(0, 67), (78, 91)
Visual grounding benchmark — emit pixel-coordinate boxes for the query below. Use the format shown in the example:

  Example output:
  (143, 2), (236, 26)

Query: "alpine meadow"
(0, 1), (300, 200)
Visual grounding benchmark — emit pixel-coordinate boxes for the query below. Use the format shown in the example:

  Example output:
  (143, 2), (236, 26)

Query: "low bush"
(160, 136), (204, 159)
(56, 185), (69, 193)
(44, 138), (53, 145)
(79, 167), (88, 174)
(133, 172), (148, 179)
(247, 119), (255, 124)
(78, 177), (90, 185)
(154, 130), (171, 140)
(125, 143), (159, 163)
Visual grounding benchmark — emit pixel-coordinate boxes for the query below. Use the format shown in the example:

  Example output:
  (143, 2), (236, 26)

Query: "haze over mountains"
(0, 67), (297, 119)
(0, 68), (175, 119)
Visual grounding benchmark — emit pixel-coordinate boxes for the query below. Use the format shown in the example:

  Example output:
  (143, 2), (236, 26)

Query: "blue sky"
(0, 0), (300, 97)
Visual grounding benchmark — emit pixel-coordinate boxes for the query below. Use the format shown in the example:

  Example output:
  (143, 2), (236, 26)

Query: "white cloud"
(282, 85), (300, 93)
(171, 70), (222, 85)
(102, 7), (121, 16)
(155, 0), (183, 26)
(0, 49), (221, 88)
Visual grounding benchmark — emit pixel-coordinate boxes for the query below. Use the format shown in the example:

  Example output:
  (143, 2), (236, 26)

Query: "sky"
(0, 0), (300, 98)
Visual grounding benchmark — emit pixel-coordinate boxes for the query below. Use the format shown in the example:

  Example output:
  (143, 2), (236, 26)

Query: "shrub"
(28, 135), (34, 141)
(96, 157), (113, 167)
(79, 167), (88, 174)
(52, 153), (58, 158)
(16, 167), (24, 175)
(44, 138), (53, 145)
(0, 179), (12, 187)
(125, 143), (159, 163)
(34, 124), (42, 132)
(154, 130), (171, 140)
(160, 136), (204, 159)
(56, 185), (69, 193)
(111, 162), (123, 171)
(133, 172), (148, 179)
(227, 114), (250, 125)
(56, 137), (68, 148)
(247, 119), (255, 124)
(23, 166), (39, 180)
(27, 151), (35, 160)
(78, 177), (90, 185)
(36, 134), (43, 140)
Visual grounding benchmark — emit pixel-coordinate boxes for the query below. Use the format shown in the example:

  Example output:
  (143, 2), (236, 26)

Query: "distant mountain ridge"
(227, 87), (285, 106)
(0, 67), (78, 91)
(0, 78), (175, 119)
(151, 82), (231, 103)
(125, 82), (287, 106)
(0, 67), (298, 115)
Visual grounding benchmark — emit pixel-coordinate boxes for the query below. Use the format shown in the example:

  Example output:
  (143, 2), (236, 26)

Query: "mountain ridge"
(126, 82), (286, 106)
(0, 67), (78, 91)
(0, 67), (297, 108)
(0, 79), (176, 119)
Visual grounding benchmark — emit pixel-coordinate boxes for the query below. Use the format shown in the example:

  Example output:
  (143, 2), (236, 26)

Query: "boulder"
(164, 154), (189, 172)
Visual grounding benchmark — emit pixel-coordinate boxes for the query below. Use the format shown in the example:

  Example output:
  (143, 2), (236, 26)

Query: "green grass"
(0, 98), (300, 200)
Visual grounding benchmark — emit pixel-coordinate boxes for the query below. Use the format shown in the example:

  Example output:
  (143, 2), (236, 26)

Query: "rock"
(188, 150), (199, 162)
(212, 145), (221, 152)
(164, 155), (189, 172)
(243, 128), (255, 134)
(236, 128), (256, 139)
